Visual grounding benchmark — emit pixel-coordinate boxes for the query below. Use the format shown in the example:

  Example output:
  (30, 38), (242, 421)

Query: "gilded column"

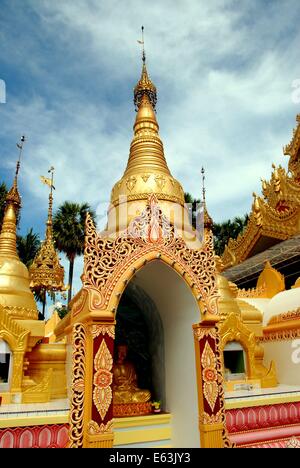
(193, 321), (232, 448)
(85, 322), (115, 448)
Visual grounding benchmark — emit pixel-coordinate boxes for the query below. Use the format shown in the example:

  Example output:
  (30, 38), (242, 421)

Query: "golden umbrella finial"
(29, 166), (66, 318)
(134, 26), (157, 111)
(201, 167), (213, 230)
(5, 135), (26, 210)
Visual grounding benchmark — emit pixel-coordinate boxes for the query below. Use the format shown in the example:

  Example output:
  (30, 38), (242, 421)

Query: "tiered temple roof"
(221, 114), (300, 272)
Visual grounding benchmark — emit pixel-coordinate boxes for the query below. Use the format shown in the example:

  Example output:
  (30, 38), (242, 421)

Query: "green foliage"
(57, 304), (69, 320)
(53, 201), (96, 303)
(16, 228), (40, 268)
(213, 215), (249, 256)
(53, 202), (96, 261)
(184, 191), (249, 256)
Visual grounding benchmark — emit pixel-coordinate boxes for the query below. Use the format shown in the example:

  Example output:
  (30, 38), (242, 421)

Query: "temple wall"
(133, 260), (200, 448)
(263, 340), (300, 386)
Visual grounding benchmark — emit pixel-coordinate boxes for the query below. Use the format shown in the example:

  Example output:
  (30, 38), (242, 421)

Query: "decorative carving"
(134, 62), (157, 110)
(201, 341), (218, 412)
(111, 191), (184, 207)
(88, 420), (113, 435)
(4, 306), (38, 320)
(90, 324), (115, 340)
(199, 409), (223, 425)
(268, 307), (300, 324)
(126, 176), (137, 192)
(113, 402), (152, 417)
(29, 177), (65, 293)
(68, 323), (86, 448)
(84, 195), (219, 316)
(141, 173), (150, 183)
(237, 285), (267, 298)
(194, 323), (233, 447)
(22, 369), (53, 403)
(155, 175), (166, 190)
(93, 340), (113, 420)
(71, 289), (88, 318)
(260, 307), (300, 342)
(219, 313), (277, 387)
(284, 114), (300, 179)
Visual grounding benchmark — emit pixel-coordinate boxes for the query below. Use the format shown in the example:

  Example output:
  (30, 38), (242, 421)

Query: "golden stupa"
(0, 147), (37, 320)
(107, 52), (191, 238)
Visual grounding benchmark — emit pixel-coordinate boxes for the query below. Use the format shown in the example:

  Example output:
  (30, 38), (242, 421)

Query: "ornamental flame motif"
(83, 195), (219, 316)
(201, 341), (218, 412)
(93, 340), (113, 420)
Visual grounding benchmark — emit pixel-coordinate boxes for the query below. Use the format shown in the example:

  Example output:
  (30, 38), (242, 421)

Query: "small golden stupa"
(0, 137), (37, 320)
(29, 167), (65, 303)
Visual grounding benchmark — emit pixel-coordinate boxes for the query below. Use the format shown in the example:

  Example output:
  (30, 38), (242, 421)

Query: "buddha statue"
(113, 345), (151, 404)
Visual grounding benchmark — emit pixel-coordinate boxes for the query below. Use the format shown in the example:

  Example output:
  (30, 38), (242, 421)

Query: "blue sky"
(1, 0), (300, 300)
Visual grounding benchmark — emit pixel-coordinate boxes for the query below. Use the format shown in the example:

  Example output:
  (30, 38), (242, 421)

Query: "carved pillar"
(86, 321), (115, 448)
(11, 351), (25, 394)
(68, 320), (115, 448)
(193, 321), (231, 448)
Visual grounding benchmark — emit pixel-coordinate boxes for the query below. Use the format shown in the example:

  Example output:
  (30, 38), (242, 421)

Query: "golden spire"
(29, 167), (65, 294)
(134, 26), (157, 111)
(0, 136), (25, 258)
(201, 167), (213, 230)
(109, 30), (184, 213)
(0, 136), (38, 319)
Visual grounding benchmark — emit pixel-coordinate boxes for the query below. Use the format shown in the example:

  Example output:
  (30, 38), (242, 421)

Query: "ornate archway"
(63, 195), (231, 448)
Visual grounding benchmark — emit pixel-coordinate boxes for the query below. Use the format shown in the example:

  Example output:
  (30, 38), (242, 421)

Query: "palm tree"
(0, 182), (8, 229)
(17, 228), (40, 268)
(53, 202), (96, 304)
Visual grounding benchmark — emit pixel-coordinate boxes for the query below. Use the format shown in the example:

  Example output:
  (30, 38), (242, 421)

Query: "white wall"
(133, 260), (201, 448)
(263, 340), (300, 386)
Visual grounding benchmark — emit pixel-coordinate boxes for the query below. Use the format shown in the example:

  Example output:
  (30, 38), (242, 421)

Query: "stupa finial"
(134, 26), (157, 111)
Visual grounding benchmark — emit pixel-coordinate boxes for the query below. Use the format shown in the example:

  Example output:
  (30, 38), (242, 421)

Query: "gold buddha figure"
(113, 345), (151, 404)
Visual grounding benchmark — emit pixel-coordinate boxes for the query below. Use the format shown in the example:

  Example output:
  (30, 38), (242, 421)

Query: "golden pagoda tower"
(29, 167), (65, 318)
(107, 35), (195, 242)
(0, 136), (37, 319)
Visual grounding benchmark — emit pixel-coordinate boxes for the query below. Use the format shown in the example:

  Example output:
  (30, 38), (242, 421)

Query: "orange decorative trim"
(268, 308), (300, 324)
(83, 195), (219, 316)
(260, 308), (300, 342)
(237, 285), (267, 298)
(113, 402), (153, 418)
(68, 323), (86, 448)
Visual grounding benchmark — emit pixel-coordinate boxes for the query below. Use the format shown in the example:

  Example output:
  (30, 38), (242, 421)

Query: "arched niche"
(116, 282), (165, 407)
(0, 339), (13, 392)
(223, 340), (247, 382)
(129, 260), (201, 448)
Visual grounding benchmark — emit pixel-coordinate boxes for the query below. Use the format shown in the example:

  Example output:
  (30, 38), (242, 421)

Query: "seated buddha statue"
(113, 345), (151, 404)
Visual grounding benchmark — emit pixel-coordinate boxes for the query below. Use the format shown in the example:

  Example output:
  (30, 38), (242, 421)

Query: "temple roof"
(223, 234), (300, 289)
(221, 114), (300, 270)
